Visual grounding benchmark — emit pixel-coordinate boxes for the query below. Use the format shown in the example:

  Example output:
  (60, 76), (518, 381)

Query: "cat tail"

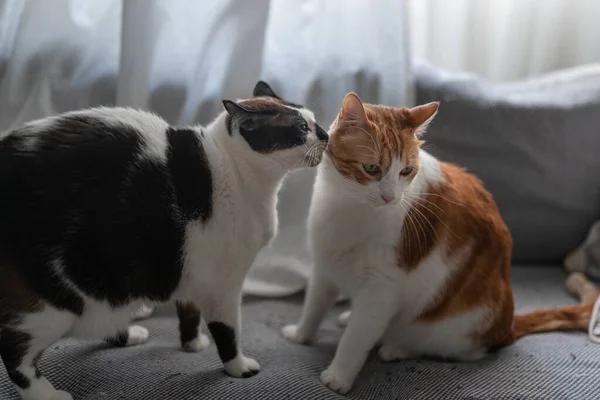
(512, 272), (600, 339)
(512, 301), (595, 339)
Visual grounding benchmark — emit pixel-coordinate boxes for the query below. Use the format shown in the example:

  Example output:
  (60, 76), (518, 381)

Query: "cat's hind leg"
(0, 307), (75, 400)
(105, 325), (150, 347)
(132, 303), (155, 320)
(337, 310), (351, 327)
(176, 301), (210, 352)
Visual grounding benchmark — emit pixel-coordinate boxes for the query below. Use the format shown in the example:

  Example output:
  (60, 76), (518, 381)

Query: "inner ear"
(408, 102), (439, 137)
(339, 92), (367, 126)
(253, 81), (281, 99)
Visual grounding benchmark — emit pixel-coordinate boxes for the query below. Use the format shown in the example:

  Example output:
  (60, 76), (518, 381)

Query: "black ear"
(222, 99), (274, 131)
(253, 81), (280, 99)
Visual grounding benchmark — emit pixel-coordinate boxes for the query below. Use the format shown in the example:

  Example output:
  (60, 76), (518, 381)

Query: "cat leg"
(0, 308), (75, 400)
(337, 310), (351, 327)
(378, 343), (413, 362)
(132, 303), (155, 320)
(320, 285), (398, 394)
(198, 280), (259, 378)
(176, 301), (210, 352)
(105, 325), (150, 347)
(281, 268), (339, 344)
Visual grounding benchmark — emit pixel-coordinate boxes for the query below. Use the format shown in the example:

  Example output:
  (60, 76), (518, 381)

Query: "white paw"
(281, 324), (310, 344)
(133, 304), (155, 320)
(320, 367), (353, 394)
(224, 355), (261, 378)
(182, 333), (211, 352)
(126, 325), (150, 346)
(378, 345), (411, 362)
(48, 390), (74, 400)
(337, 310), (351, 326)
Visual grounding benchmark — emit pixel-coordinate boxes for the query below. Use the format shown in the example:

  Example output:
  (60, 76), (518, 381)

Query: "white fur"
(182, 333), (211, 352)
(282, 149), (489, 394)
(12, 105), (325, 398)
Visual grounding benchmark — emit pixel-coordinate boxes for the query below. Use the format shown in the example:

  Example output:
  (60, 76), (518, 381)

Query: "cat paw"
(182, 333), (211, 352)
(320, 367), (353, 394)
(281, 324), (310, 344)
(337, 310), (351, 326)
(48, 390), (74, 400)
(133, 304), (155, 320)
(224, 355), (260, 378)
(126, 325), (150, 346)
(378, 345), (411, 362)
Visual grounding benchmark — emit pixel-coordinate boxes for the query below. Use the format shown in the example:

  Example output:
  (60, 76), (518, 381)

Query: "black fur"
(106, 331), (130, 347)
(176, 301), (201, 346)
(0, 328), (32, 389)
(252, 81), (304, 109)
(315, 123), (329, 142)
(223, 100), (310, 153)
(166, 128), (213, 222)
(207, 321), (237, 364)
(0, 117), (213, 309)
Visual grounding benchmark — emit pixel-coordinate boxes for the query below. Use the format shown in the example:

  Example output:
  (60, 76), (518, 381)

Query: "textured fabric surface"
(1, 266), (598, 399)
(415, 61), (600, 263)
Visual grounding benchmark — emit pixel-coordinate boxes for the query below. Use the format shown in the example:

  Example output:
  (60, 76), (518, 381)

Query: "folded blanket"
(564, 220), (600, 282)
(564, 221), (600, 343)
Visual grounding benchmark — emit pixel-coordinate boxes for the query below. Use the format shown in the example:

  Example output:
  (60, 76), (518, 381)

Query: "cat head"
(222, 81), (328, 171)
(326, 93), (439, 207)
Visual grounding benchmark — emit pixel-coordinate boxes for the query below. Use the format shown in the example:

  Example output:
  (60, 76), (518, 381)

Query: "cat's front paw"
(133, 304), (155, 320)
(320, 367), (353, 394)
(337, 310), (351, 327)
(48, 390), (74, 400)
(378, 344), (411, 362)
(281, 324), (310, 344)
(126, 325), (150, 346)
(182, 333), (211, 352)
(224, 355), (260, 378)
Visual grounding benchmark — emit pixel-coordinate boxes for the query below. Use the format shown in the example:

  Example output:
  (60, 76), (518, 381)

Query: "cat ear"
(253, 81), (281, 99)
(222, 99), (274, 131)
(339, 92), (367, 125)
(408, 102), (439, 137)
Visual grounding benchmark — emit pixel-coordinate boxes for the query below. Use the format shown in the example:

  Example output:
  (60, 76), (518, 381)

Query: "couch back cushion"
(415, 62), (600, 263)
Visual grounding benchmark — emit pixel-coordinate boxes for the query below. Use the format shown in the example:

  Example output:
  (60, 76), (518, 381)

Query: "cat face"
(326, 93), (439, 207)
(223, 82), (328, 170)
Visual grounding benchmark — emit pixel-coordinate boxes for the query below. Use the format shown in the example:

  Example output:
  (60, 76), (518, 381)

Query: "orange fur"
(329, 94), (595, 351)
(513, 272), (600, 338)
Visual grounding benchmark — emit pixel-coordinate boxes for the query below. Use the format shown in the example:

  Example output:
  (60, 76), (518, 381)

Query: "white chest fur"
(176, 136), (279, 301)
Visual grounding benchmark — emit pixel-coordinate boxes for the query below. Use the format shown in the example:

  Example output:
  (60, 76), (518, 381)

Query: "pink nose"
(381, 194), (395, 203)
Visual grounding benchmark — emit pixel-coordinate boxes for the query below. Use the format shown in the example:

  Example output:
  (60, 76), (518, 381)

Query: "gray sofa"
(2, 63), (600, 399)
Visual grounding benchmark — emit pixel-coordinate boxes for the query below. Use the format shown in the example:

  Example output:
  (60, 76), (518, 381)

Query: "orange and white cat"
(281, 93), (596, 394)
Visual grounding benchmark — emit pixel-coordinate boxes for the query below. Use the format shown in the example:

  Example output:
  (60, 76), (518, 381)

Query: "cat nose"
(315, 124), (329, 142)
(381, 194), (395, 203)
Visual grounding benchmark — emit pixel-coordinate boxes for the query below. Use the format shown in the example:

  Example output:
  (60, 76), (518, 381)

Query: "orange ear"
(339, 92), (367, 125)
(408, 102), (439, 137)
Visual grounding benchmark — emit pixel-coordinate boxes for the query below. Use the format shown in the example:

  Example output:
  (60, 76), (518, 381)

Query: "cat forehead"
(238, 97), (306, 115)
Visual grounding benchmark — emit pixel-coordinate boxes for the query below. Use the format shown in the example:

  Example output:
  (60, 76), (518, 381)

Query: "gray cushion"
(415, 61), (600, 263)
(1, 266), (598, 399)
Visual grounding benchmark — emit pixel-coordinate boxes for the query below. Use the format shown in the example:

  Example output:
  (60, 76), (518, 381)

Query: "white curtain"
(409, 0), (600, 82)
(0, 0), (411, 296)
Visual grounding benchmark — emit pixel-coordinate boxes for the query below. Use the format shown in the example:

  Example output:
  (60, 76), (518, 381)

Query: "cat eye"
(363, 164), (381, 175)
(400, 166), (414, 176)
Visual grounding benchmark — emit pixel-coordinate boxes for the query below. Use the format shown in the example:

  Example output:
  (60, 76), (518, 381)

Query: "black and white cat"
(0, 82), (328, 400)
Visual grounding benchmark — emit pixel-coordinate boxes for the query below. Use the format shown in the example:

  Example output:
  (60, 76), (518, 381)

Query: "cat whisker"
(411, 193), (464, 207)
(403, 195), (459, 239)
(403, 193), (448, 215)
